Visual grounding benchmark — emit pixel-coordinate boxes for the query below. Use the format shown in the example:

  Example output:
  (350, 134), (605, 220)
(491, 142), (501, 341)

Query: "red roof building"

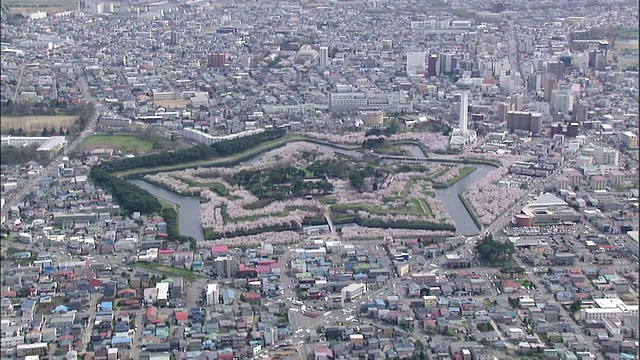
(146, 306), (158, 321)
(211, 245), (229, 256)
(174, 311), (188, 323)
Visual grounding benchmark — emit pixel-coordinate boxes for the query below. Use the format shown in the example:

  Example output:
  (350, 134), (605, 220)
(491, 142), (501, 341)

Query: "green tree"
(569, 299), (582, 313)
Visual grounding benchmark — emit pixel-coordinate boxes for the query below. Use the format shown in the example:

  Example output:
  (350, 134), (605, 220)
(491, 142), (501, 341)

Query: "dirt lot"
(0, 115), (79, 133)
(153, 99), (191, 109)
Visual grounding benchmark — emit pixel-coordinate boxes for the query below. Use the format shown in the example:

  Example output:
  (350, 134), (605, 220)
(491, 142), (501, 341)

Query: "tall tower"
(459, 90), (469, 134)
(319, 47), (329, 69)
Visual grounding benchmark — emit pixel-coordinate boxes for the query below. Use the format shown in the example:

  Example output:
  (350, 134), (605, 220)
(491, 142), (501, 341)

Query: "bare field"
(0, 115), (79, 133)
(153, 99), (191, 108)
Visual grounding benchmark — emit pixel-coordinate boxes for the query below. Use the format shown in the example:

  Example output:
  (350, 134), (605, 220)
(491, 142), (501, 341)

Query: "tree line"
(89, 166), (162, 216)
(100, 129), (286, 172)
(161, 207), (196, 249)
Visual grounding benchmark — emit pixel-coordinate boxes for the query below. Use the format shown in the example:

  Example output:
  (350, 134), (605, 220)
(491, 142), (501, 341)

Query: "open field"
(153, 99), (191, 108)
(0, 115), (79, 133)
(135, 263), (203, 281)
(3, 0), (77, 14)
(81, 135), (154, 153)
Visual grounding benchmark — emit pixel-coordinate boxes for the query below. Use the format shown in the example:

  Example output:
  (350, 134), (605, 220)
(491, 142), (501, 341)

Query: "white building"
(319, 47), (329, 69)
(341, 283), (366, 306)
(329, 92), (410, 113)
(580, 297), (639, 320)
(620, 131), (638, 149)
(205, 283), (220, 306)
(183, 128), (265, 146)
(551, 89), (574, 114)
(36, 136), (67, 156)
(406, 51), (426, 76)
(156, 282), (169, 306)
(594, 147), (619, 166)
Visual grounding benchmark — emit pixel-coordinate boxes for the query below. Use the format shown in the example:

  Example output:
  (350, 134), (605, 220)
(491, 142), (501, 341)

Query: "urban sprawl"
(0, 0), (638, 360)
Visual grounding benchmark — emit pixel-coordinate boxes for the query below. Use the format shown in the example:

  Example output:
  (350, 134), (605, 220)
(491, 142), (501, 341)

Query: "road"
(479, 153), (604, 359)
(80, 293), (101, 355)
(0, 68), (103, 221)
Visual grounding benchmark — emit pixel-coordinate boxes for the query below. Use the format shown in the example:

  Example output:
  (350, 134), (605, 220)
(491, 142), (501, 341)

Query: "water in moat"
(129, 142), (494, 239)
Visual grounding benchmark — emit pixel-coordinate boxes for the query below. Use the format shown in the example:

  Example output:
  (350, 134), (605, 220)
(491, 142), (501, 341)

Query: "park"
(142, 142), (479, 238)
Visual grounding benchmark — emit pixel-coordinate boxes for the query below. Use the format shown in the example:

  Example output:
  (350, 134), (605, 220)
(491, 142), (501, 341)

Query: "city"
(0, 0), (638, 360)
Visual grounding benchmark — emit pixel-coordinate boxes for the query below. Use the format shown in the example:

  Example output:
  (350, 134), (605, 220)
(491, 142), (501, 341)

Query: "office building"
(406, 51), (426, 76)
(319, 46), (329, 68)
(573, 101), (589, 123)
(506, 111), (543, 134)
(207, 53), (226, 68)
(341, 283), (366, 306)
(510, 93), (525, 112)
(427, 55), (438, 76)
(594, 147), (619, 166)
(543, 74), (558, 103)
(496, 102), (512, 122)
(440, 53), (455, 75)
(546, 61), (565, 81)
(551, 89), (574, 114)
(621, 131), (638, 149)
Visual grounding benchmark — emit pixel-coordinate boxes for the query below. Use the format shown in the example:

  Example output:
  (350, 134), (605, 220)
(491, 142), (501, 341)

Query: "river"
(129, 141), (494, 240)
(129, 179), (205, 241)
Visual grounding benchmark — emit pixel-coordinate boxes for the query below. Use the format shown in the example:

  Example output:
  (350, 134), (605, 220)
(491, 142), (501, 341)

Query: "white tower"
(459, 90), (469, 134)
(319, 47), (329, 69)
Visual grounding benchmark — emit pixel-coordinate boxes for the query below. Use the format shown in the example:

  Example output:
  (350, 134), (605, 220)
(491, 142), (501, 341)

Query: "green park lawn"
(82, 135), (154, 154)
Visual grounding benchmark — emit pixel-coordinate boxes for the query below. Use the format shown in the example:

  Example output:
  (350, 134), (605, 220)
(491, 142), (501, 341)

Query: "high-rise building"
(546, 61), (565, 81)
(551, 89), (574, 114)
(510, 93), (525, 112)
(427, 55), (438, 77)
(573, 101), (589, 123)
(205, 283), (220, 306)
(543, 74), (558, 103)
(496, 102), (512, 122)
(319, 46), (329, 69)
(440, 53), (455, 75)
(207, 53), (226, 68)
(406, 51), (426, 76)
(507, 111), (543, 134)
